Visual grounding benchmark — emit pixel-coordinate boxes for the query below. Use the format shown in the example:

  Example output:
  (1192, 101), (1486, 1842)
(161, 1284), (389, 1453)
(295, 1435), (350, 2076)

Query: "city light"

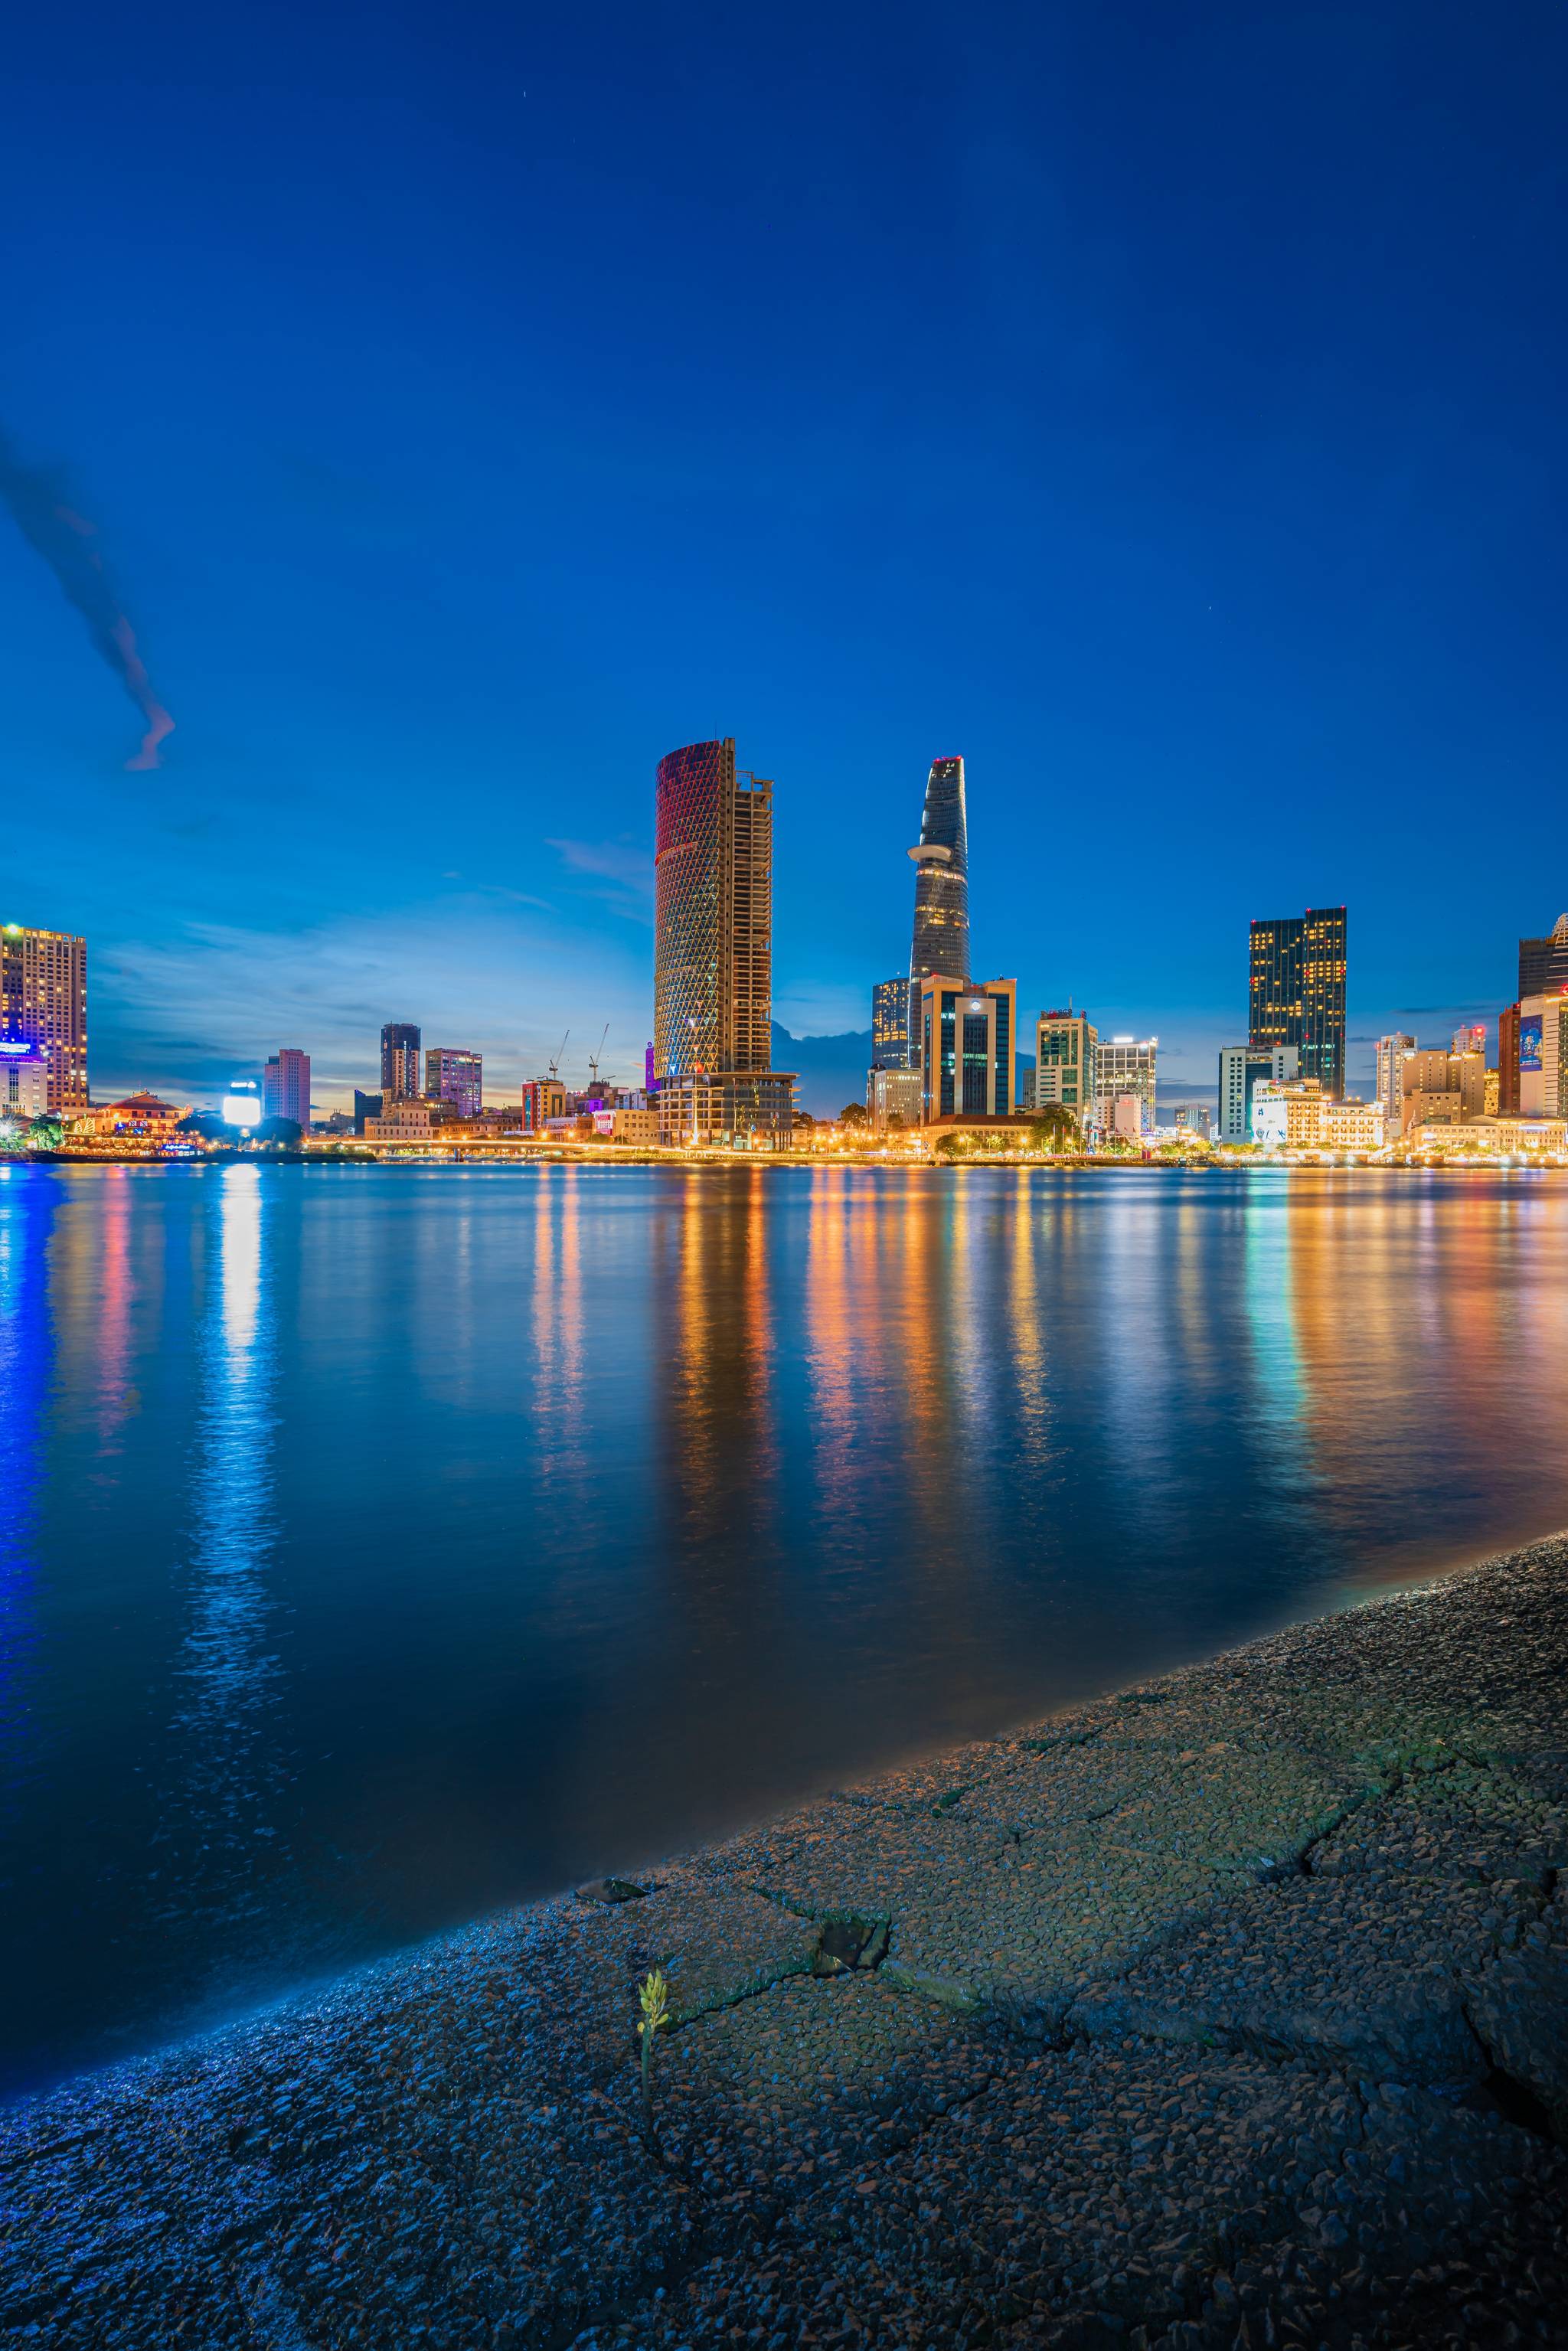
(223, 1082), (262, 1128)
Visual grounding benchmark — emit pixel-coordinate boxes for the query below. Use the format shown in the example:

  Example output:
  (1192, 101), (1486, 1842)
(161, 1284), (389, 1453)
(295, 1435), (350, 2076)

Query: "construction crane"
(586, 1023), (609, 1096)
(548, 1030), (569, 1082)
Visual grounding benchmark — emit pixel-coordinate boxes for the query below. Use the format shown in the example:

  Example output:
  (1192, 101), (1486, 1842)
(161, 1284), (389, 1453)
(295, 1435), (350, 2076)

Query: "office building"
(381, 1022), (421, 1100)
(365, 1099), (434, 1141)
(1096, 1037), (1158, 1135)
(0, 923), (87, 1113)
(918, 974), (1015, 1123)
(871, 975), (913, 1071)
(1248, 907), (1348, 1097)
(1498, 1003), (1521, 1114)
(1373, 1034), (1416, 1125)
(520, 1079), (567, 1134)
(867, 1066), (923, 1134)
(353, 1089), (383, 1135)
(1016, 1065), (1037, 1112)
(1172, 1104), (1212, 1141)
(908, 756), (970, 1030)
(652, 737), (793, 1144)
(1518, 992), (1568, 1118)
(1517, 913), (1568, 1002)
(1452, 1022), (1487, 1058)
(0, 1040), (47, 1121)
(426, 1047), (482, 1118)
(1216, 1045), (1298, 1143)
(263, 1048), (311, 1126)
(1037, 1011), (1099, 1128)
(1399, 1047), (1487, 1132)
(1253, 1080), (1383, 1153)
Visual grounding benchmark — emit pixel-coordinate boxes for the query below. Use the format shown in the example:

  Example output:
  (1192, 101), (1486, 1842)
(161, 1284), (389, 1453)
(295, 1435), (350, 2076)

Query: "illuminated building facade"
(871, 975), (913, 1070)
(1036, 1011), (1099, 1128)
(908, 757), (970, 1033)
(653, 738), (793, 1144)
(1253, 1080), (1383, 1153)
(1517, 913), (1568, 1001)
(1373, 1033), (1416, 1124)
(1517, 991), (1568, 1118)
(918, 974), (1015, 1122)
(1248, 907), (1347, 1097)
(1218, 1044), (1298, 1142)
(867, 1066), (923, 1133)
(426, 1047), (482, 1118)
(0, 1040), (47, 1120)
(520, 1079), (566, 1134)
(263, 1047), (311, 1125)
(381, 1022), (421, 1099)
(0, 922), (87, 1113)
(1096, 1037), (1158, 1135)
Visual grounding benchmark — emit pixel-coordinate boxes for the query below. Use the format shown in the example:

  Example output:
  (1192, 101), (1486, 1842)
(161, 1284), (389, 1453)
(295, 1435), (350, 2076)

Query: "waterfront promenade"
(4, 1537), (1565, 2349)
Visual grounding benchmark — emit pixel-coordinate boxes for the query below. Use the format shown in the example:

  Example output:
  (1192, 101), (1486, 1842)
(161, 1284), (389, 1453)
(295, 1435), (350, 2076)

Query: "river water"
(3, 1158), (1566, 2095)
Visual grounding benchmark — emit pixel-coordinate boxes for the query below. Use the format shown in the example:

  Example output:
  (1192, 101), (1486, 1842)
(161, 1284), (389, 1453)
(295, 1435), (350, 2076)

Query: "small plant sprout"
(636, 1967), (671, 2118)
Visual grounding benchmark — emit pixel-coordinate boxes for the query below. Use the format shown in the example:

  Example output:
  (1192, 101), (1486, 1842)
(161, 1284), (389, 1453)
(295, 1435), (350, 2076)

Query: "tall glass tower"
(1248, 907), (1348, 1097)
(907, 756), (970, 1022)
(654, 738), (773, 1079)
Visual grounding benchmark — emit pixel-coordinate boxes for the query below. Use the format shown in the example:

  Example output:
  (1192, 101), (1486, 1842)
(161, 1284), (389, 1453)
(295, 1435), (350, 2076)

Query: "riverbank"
(5, 1540), (1566, 2350)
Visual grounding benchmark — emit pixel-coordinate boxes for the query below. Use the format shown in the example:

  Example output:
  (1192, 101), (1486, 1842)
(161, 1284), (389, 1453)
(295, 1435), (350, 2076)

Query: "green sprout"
(636, 1967), (671, 2120)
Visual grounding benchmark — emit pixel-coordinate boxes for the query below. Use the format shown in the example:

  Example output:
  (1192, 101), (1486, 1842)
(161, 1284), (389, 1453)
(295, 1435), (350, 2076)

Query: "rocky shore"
(5, 1540), (1567, 2350)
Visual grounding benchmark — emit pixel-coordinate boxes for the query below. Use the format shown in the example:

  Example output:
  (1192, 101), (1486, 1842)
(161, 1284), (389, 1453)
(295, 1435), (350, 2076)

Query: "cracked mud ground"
(5, 1543), (1567, 2350)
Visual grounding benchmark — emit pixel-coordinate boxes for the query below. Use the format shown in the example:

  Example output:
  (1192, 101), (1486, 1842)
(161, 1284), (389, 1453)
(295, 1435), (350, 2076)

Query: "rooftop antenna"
(548, 1030), (569, 1082)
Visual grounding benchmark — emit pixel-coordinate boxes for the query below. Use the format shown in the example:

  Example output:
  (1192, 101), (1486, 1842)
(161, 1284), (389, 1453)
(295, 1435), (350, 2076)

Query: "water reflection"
(157, 1167), (289, 1966)
(9, 1164), (1568, 2096)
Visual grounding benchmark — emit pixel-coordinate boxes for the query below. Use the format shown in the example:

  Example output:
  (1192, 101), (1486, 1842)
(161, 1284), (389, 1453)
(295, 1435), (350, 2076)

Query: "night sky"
(2, 2), (1564, 1111)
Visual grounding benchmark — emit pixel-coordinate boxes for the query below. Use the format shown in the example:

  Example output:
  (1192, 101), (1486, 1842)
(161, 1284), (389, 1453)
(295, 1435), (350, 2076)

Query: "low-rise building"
(1401, 1089), (1463, 1134)
(1410, 1117), (1567, 1154)
(520, 1079), (567, 1134)
(77, 1091), (186, 1140)
(1217, 1044), (1298, 1142)
(1253, 1080), (1383, 1153)
(364, 1100), (434, 1142)
(867, 1066), (923, 1134)
(655, 1070), (796, 1148)
(0, 1040), (48, 1122)
(590, 1107), (660, 1145)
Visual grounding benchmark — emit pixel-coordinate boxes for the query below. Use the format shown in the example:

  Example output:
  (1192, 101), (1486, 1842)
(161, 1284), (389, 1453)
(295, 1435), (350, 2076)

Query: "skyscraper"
(263, 1047), (311, 1125)
(871, 976), (913, 1070)
(0, 923), (87, 1113)
(1373, 1033), (1416, 1124)
(1517, 913), (1568, 1001)
(381, 1022), (421, 1099)
(1096, 1037), (1158, 1135)
(426, 1047), (482, 1118)
(908, 757), (970, 1024)
(1248, 907), (1348, 1097)
(653, 738), (793, 1144)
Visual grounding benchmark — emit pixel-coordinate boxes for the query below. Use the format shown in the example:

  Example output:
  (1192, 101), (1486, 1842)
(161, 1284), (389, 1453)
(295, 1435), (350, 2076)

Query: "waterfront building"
(263, 1048), (311, 1125)
(917, 974), (1015, 1122)
(79, 1091), (185, 1140)
(353, 1089), (383, 1135)
(1410, 1115), (1567, 1155)
(365, 1099), (434, 1142)
(871, 975), (913, 1070)
(381, 1022), (421, 1099)
(1517, 991), (1568, 1118)
(867, 1066), (923, 1134)
(1253, 1079), (1383, 1153)
(1037, 1011), (1099, 1128)
(426, 1047), (482, 1118)
(1517, 913), (1568, 1001)
(1498, 1003), (1521, 1113)
(0, 922), (87, 1113)
(1248, 907), (1348, 1097)
(1095, 1036), (1158, 1135)
(908, 756), (970, 1027)
(652, 737), (794, 1144)
(1452, 1022), (1487, 1058)
(1373, 1033), (1416, 1124)
(520, 1079), (567, 1134)
(1107, 1095), (1143, 1144)
(0, 1040), (47, 1121)
(1217, 1044), (1299, 1142)
(589, 1106), (660, 1145)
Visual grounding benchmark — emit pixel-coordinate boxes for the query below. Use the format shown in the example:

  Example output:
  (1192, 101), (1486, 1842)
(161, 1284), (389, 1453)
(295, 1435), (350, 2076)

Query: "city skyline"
(2, 8), (1562, 1111)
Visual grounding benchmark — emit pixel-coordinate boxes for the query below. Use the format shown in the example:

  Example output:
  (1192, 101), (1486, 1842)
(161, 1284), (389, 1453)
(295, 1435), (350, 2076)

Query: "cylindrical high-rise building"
(654, 738), (773, 1080)
(908, 756), (970, 1007)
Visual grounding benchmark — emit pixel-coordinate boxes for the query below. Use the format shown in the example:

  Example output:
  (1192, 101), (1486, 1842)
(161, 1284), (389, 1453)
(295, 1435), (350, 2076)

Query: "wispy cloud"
(547, 836), (653, 922)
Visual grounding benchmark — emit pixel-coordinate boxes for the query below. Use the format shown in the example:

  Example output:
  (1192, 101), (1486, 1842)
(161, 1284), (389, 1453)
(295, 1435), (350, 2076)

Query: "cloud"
(546, 836), (653, 922)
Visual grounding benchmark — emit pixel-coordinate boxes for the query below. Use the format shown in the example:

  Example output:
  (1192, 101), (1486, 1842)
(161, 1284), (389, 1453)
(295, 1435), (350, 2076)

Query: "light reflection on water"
(3, 1160), (1568, 2096)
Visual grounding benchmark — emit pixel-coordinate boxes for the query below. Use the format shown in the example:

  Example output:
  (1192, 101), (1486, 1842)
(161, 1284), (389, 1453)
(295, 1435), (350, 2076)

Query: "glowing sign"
(0, 1040), (40, 1057)
(1519, 1015), (1544, 1073)
(223, 1082), (263, 1128)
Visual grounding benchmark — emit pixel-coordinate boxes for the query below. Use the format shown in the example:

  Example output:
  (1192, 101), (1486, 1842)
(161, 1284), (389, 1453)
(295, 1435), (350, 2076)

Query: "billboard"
(1519, 1014), (1544, 1073)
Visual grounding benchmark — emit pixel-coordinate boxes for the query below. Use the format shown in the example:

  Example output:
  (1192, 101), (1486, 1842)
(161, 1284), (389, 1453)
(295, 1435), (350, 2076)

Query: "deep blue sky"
(2, 0), (1564, 1109)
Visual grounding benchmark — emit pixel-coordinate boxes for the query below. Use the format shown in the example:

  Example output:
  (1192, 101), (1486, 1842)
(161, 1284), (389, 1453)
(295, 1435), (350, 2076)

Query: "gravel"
(4, 1537), (1567, 2348)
